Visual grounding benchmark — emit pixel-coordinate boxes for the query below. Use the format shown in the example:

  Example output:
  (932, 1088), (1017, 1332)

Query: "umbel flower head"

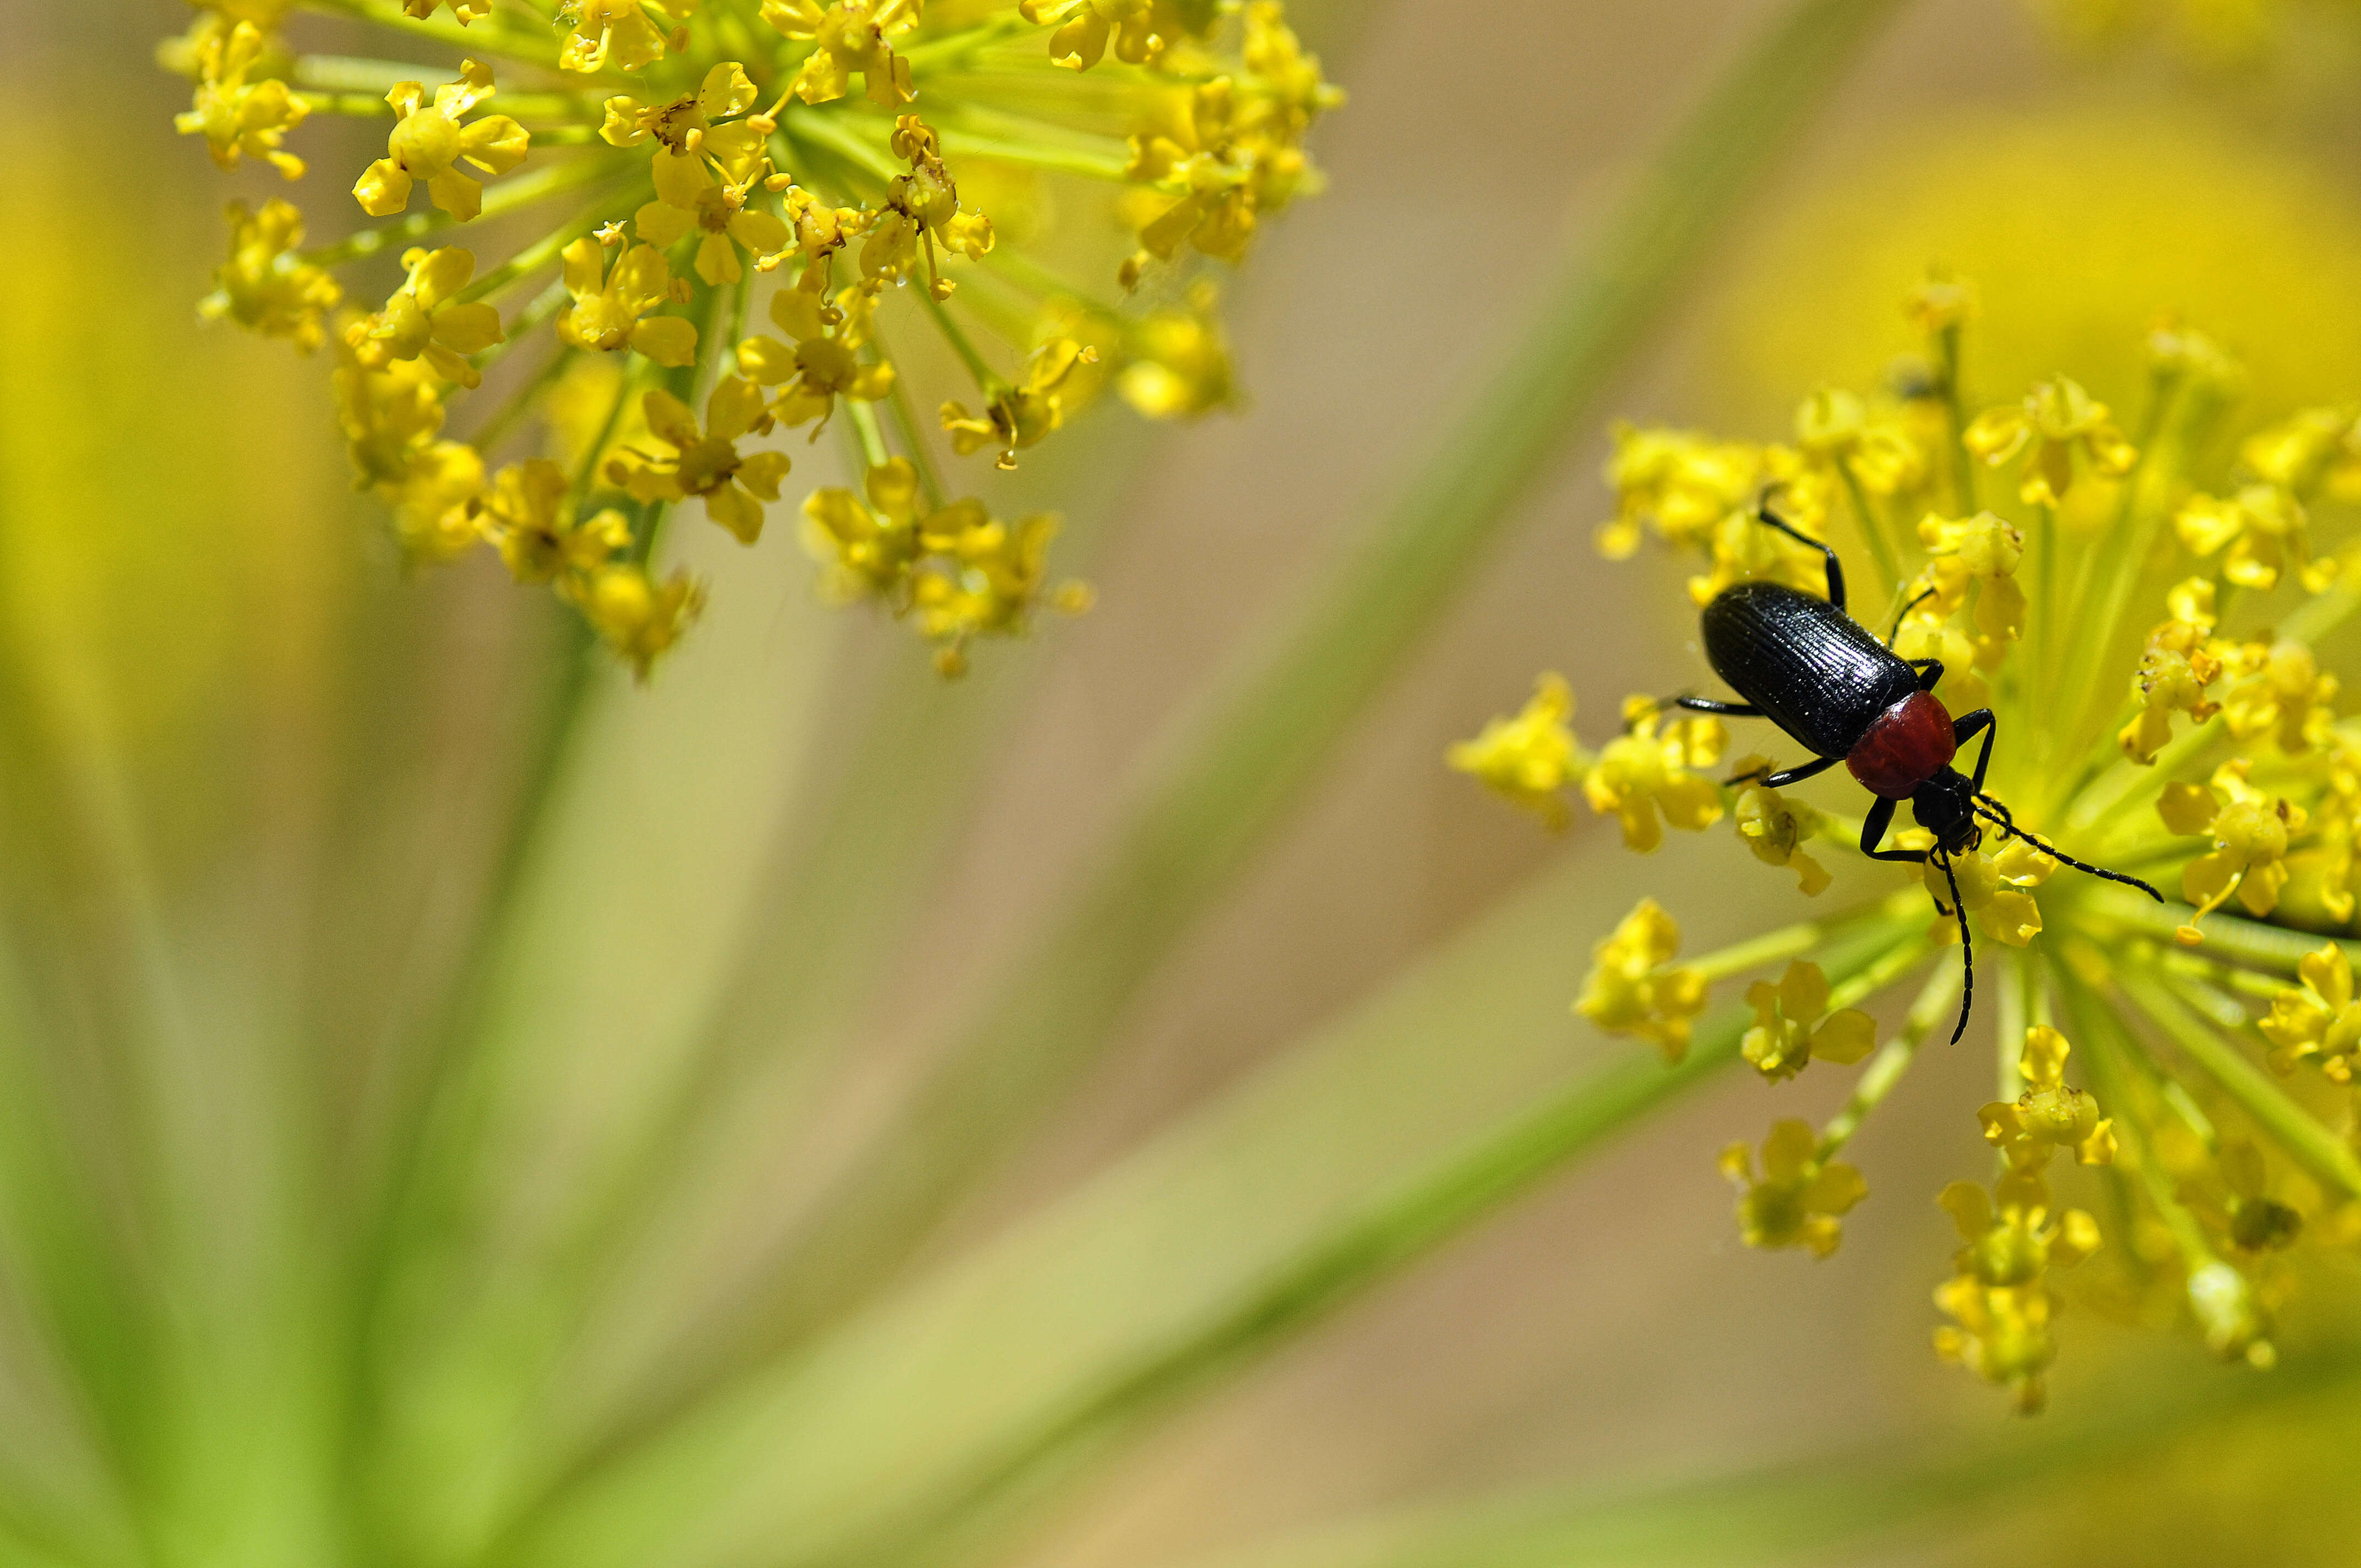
(163, 0), (1339, 677)
(1454, 274), (2361, 1410)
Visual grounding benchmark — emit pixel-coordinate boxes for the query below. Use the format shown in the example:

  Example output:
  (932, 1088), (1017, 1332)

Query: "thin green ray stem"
(1820, 959), (1961, 1158)
(901, 13), (1036, 72)
(2080, 884), (2359, 976)
(297, 0), (568, 64)
(2071, 984), (2226, 1274)
(467, 331), (580, 455)
(668, 0), (1905, 1375)
(1836, 458), (1902, 597)
(1936, 319), (1976, 512)
(2118, 969), (2361, 1200)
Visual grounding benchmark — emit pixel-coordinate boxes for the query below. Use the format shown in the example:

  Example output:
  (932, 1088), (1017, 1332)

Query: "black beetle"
(1668, 502), (2163, 1044)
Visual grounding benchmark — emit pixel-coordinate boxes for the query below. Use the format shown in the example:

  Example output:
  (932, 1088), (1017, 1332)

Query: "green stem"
(1836, 457), (1902, 597)
(467, 333), (580, 456)
(1936, 319), (1976, 513)
(2080, 884), (2360, 976)
(2118, 970), (2361, 1200)
(920, 291), (1003, 391)
(1820, 960), (1961, 1157)
(297, 0), (568, 63)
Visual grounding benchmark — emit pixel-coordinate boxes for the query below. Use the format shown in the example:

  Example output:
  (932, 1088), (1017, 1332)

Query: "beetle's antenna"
(1974, 797), (2165, 903)
(1933, 847), (1974, 1046)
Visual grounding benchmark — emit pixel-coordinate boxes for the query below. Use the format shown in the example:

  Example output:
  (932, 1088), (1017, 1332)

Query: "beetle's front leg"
(1858, 796), (1925, 865)
(1953, 709), (1996, 791)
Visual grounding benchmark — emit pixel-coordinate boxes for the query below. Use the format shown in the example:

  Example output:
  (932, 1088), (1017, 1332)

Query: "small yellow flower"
(802, 458), (932, 602)
(1683, 481), (1837, 607)
(2218, 638), (2338, 754)
(477, 460), (632, 586)
(334, 339), (448, 487)
(1910, 830), (2055, 948)
(607, 379), (790, 545)
(578, 564), (705, 679)
(802, 461), (1087, 671)
(2239, 404), (2361, 499)
(2257, 943), (2361, 1081)
(1019, 0), (1209, 70)
(175, 20), (308, 178)
(942, 339), (1097, 470)
(555, 238), (700, 366)
(1581, 698), (1726, 852)
(383, 440), (487, 565)
(2175, 483), (2333, 594)
(1730, 766), (1830, 895)
(2185, 1260), (2276, 1366)
(403, 0), (492, 20)
(1720, 1119), (1868, 1259)
(1932, 1172), (2099, 1414)
(635, 151), (793, 287)
(1977, 1026), (2114, 1173)
(1911, 509), (2026, 643)
(1118, 282), (1237, 420)
(2159, 758), (2308, 936)
(353, 59), (530, 222)
(601, 62), (771, 178)
(1596, 423), (1760, 559)
(1574, 898), (1707, 1063)
(343, 247), (507, 390)
(1905, 268), (1978, 334)
(199, 198), (342, 352)
(1739, 959), (1876, 1082)
(859, 116), (995, 301)
(2119, 578), (2226, 764)
(766, 0), (921, 107)
(1793, 386), (1927, 498)
(738, 285), (896, 431)
(1446, 673), (1586, 830)
(563, 0), (696, 75)
(907, 504), (1070, 669)
(1963, 376), (2137, 507)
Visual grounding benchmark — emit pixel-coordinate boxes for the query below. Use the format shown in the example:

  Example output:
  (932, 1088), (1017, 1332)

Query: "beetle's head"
(1910, 768), (1982, 857)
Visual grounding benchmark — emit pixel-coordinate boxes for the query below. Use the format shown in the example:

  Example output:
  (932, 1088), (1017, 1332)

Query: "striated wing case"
(1699, 581), (1917, 760)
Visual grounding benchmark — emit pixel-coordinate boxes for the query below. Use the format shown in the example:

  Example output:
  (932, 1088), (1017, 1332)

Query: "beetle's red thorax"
(1845, 690), (1956, 799)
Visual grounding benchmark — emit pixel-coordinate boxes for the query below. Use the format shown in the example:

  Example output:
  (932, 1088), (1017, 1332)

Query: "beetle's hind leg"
(1753, 499), (1846, 611)
(1887, 587), (1937, 647)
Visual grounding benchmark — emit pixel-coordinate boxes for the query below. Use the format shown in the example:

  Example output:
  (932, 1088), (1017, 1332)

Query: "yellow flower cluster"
(165, 0), (1337, 674)
(1454, 276), (2361, 1409)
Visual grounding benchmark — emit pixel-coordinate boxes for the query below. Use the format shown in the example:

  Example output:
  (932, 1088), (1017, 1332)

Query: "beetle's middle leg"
(1666, 694), (1761, 718)
(1908, 658), (1944, 692)
(1737, 754), (1840, 790)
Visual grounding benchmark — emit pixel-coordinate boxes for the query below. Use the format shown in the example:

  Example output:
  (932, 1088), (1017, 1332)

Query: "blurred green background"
(12, 1), (2361, 1565)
